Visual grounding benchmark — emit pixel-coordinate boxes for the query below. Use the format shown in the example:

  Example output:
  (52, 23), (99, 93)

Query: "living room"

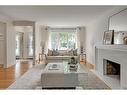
(0, 5), (127, 91)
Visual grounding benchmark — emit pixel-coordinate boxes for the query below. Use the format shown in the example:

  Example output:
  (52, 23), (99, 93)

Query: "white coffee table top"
(42, 61), (87, 74)
(42, 63), (64, 73)
(41, 61), (88, 88)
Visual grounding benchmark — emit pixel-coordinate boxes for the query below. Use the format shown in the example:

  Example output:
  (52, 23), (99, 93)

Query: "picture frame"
(114, 31), (127, 45)
(103, 30), (114, 45)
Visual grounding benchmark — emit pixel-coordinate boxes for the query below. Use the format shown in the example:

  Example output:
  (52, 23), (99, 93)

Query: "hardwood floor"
(0, 60), (90, 90)
(0, 60), (110, 89)
(0, 60), (33, 89)
(80, 61), (94, 70)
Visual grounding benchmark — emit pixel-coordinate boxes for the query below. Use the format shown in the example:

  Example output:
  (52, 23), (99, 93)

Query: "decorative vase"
(68, 57), (78, 71)
(123, 36), (127, 45)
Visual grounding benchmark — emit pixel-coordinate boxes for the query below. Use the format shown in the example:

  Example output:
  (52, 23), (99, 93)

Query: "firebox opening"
(103, 59), (120, 77)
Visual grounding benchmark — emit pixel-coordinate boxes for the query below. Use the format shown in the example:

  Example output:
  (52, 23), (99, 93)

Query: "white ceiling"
(0, 6), (116, 26)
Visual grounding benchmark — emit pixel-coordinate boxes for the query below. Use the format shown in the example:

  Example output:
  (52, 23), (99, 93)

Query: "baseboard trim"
(85, 61), (94, 69)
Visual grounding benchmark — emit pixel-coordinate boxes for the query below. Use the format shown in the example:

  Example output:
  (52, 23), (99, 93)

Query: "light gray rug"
(8, 64), (110, 89)
(8, 64), (45, 89)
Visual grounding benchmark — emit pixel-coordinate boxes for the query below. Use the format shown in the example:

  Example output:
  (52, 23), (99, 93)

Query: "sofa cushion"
(47, 56), (78, 60)
(73, 49), (77, 56)
(47, 49), (78, 56)
(67, 49), (74, 56)
(47, 49), (53, 56)
(58, 50), (68, 56)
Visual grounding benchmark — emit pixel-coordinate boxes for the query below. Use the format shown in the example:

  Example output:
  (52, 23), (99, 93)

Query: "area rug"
(8, 64), (110, 89)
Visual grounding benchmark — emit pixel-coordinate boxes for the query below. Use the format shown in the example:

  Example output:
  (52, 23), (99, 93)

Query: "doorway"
(15, 26), (33, 60)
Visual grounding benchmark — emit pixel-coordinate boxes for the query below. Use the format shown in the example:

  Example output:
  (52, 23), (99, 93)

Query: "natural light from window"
(49, 28), (77, 50)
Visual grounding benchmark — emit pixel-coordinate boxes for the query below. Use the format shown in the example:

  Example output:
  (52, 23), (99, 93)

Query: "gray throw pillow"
(52, 49), (59, 56)
(73, 49), (77, 56)
(48, 49), (53, 56)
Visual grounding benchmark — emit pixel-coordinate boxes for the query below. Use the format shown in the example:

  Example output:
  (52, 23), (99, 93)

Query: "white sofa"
(47, 56), (78, 63)
(46, 49), (79, 63)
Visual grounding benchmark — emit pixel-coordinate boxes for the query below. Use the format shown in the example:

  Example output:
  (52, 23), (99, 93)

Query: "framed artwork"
(103, 30), (114, 45)
(114, 31), (127, 45)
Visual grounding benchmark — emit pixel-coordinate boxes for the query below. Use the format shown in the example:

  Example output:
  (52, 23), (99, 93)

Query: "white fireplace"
(94, 45), (127, 89)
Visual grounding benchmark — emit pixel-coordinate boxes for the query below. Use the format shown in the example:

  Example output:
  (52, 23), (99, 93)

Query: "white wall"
(86, 16), (108, 65)
(0, 13), (16, 68)
(85, 7), (126, 65)
(0, 22), (6, 65)
(6, 22), (16, 68)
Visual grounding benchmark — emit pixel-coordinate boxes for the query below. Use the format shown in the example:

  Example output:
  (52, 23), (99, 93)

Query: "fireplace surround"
(94, 45), (127, 89)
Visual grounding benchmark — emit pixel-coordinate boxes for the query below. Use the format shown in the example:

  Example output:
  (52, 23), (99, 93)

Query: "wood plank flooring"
(0, 60), (33, 89)
(0, 60), (110, 89)
(0, 61), (87, 89)
(80, 61), (94, 70)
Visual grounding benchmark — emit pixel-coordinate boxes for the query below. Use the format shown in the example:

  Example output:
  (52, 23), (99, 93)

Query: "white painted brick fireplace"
(94, 45), (127, 89)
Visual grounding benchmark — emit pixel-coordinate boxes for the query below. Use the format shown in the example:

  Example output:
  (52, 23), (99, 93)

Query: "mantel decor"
(103, 30), (114, 45)
(114, 31), (127, 45)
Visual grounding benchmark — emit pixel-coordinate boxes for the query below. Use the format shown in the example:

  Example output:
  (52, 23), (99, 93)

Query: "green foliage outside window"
(50, 31), (76, 50)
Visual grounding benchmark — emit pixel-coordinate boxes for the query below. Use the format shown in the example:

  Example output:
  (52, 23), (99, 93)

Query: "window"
(49, 28), (77, 50)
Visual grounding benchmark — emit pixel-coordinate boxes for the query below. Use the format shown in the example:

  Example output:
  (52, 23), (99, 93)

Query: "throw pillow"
(73, 49), (77, 56)
(58, 50), (64, 56)
(52, 49), (59, 56)
(68, 49), (74, 56)
(48, 49), (53, 56)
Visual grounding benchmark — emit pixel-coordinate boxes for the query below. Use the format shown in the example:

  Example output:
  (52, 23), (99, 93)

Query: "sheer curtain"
(76, 27), (86, 54)
(44, 26), (50, 54)
(39, 26), (50, 54)
(76, 27), (81, 54)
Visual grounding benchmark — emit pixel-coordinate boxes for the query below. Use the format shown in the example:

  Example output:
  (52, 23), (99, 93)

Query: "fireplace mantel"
(95, 44), (127, 51)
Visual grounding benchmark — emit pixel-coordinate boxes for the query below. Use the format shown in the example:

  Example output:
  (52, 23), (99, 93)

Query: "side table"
(80, 54), (86, 64)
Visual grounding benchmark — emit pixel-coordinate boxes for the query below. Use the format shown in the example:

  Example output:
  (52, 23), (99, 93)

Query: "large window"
(49, 29), (77, 50)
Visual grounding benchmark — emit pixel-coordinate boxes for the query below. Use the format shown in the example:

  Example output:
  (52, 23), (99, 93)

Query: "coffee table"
(41, 61), (88, 89)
